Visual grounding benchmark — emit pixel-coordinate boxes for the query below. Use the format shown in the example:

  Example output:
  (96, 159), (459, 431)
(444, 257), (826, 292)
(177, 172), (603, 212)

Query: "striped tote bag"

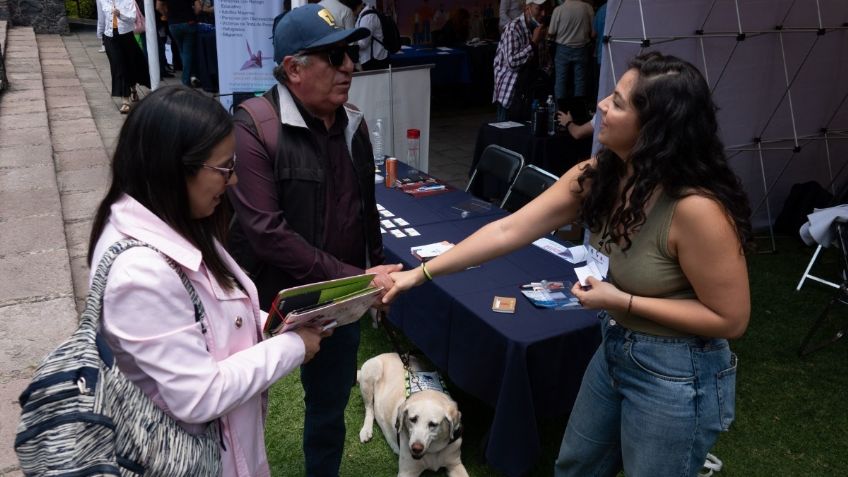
(14, 240), (221, 476)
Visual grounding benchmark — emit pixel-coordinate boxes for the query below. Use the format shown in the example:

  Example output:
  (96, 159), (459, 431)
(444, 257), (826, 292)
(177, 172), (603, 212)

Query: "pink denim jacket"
(90, 194), (305, 477)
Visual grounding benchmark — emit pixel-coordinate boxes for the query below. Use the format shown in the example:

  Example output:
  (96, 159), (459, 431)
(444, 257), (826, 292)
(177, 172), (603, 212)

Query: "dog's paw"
(359, 427), (373, 443)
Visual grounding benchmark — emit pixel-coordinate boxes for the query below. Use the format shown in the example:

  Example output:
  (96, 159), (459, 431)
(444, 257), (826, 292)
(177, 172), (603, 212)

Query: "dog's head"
(395, 391), (463, 460)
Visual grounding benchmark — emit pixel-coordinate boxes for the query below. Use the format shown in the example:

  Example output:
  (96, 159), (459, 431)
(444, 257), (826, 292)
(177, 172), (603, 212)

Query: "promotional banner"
(215, 0), (283, 112)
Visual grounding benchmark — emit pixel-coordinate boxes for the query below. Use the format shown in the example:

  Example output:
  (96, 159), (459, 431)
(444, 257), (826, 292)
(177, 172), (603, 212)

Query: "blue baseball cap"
(273, 4), (370, 64)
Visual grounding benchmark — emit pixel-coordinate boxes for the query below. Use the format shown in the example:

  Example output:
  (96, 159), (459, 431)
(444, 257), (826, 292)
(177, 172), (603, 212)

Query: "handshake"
(366, 263), (405, 309)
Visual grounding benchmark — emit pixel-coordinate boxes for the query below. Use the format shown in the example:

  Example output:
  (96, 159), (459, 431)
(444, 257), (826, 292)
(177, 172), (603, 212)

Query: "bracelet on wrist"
(421, 262), (433, 281)
(627, 294), (634, 314)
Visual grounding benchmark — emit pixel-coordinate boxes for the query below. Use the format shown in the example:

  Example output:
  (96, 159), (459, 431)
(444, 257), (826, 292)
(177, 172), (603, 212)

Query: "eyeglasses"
(315, 44), (359, 68)
(203, 155), (237, 184)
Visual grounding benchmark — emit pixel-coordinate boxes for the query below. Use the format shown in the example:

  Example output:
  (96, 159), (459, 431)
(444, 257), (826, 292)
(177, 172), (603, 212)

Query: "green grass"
(265, 235), (848, 476)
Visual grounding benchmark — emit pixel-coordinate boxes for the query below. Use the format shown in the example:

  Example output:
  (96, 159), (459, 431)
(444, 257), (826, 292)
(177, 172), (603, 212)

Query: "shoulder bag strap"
(83, 239), (210, 344)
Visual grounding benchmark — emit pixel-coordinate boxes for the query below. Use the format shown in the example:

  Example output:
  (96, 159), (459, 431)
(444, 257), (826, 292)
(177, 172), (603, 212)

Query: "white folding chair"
(796, 244), (841, 291)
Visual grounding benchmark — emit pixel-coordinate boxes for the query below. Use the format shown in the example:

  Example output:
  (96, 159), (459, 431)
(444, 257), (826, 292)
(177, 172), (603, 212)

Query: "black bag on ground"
(773, 181), (834, 234)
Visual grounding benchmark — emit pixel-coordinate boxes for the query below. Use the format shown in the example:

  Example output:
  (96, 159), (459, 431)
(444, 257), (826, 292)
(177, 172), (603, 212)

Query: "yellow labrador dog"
(358, 353), (468, 477)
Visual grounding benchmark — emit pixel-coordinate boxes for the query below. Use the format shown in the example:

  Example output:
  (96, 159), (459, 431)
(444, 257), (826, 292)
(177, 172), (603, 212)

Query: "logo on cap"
(318, 8), (336, 27)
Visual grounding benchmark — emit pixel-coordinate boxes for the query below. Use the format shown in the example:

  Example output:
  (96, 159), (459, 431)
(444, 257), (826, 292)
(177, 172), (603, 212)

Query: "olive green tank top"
(589, 193), (696, 337)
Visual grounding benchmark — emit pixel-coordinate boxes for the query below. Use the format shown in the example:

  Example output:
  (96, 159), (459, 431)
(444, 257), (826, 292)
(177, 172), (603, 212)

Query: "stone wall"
(8, 0), (68, 34)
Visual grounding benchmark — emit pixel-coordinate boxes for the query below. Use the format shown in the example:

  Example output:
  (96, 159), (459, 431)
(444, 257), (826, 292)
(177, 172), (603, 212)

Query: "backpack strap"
(360, 9), (385, 51)
(237, 96), (280, 161)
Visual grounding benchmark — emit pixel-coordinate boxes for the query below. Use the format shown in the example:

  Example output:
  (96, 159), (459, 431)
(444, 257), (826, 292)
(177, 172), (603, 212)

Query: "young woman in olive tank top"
(384, 52), (752, 477)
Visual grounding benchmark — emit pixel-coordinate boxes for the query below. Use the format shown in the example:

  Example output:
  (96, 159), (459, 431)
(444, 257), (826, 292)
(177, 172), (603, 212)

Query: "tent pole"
(144, 0), (160, 91)
(777, 32), (801, 149)
(756, 142), (777, 252)
(636, 0), (647, 45)
(823, 131), (835, 195)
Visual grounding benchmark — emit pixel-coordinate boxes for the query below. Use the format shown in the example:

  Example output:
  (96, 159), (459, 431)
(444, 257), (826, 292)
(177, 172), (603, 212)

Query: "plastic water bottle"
(532, 103), (547, 137)
(546, 95), (556, 136)
(371, 118), (384, 169)
(406, 128), (421, 171)
(530, 99), (540, 135)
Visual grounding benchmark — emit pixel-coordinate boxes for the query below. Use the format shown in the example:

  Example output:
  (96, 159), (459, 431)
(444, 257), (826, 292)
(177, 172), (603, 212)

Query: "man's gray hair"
(273, 53), (311, 84)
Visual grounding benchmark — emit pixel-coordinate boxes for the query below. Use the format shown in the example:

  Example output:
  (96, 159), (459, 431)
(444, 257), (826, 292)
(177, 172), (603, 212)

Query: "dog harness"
(404, 370), (449, 398)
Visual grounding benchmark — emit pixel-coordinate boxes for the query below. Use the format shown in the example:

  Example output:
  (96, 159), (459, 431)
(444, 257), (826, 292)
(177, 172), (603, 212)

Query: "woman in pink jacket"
(87, 85), (324, 476)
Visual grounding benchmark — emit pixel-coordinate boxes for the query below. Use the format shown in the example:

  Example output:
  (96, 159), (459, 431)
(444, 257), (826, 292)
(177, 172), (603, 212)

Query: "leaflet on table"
(401, 179), (451, 198)
(410, 241), (455, 261)
(532, 237), (587, 263)
(264, 274), (380, 336)
(519, 281), (580, 309)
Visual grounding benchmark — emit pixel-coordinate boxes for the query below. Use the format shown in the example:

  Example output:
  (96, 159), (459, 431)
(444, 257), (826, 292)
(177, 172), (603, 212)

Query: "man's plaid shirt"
(493, 14), (535, 109)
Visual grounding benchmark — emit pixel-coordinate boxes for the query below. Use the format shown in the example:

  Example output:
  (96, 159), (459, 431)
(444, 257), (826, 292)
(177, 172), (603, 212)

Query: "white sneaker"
(698, 453), (723, 477)
(98, 45), (105, 53)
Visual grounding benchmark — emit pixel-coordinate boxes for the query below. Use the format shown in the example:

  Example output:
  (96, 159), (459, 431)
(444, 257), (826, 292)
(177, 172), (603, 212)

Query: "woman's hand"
(571, 276), (630, 311)
(557, 110), (573, 127)
(367, 263), (403, 309)
(382, 266), (427, 304)
(293, 326), (324, 364)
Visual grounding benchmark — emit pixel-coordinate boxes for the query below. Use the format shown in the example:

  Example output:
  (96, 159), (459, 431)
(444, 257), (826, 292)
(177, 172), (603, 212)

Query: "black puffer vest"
(229, 86), (382, 309)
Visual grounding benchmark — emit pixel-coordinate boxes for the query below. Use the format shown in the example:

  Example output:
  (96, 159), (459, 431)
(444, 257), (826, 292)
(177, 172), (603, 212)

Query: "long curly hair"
(577, 52), (752, 252)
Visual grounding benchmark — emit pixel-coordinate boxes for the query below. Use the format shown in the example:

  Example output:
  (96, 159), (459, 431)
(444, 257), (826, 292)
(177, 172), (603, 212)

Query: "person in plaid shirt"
(493, 0), (547, 121)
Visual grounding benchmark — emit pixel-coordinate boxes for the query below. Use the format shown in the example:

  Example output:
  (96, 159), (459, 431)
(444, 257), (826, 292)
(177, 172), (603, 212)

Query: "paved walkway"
(0, 24), (488, 475)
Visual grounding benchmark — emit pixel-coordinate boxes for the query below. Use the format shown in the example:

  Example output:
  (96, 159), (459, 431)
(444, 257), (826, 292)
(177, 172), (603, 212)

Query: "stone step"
(37, 33), (112, 314)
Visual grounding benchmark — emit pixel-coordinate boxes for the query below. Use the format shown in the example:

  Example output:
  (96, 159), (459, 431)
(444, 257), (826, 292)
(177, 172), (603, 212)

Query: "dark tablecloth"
(374, 170), (600, 476)
(458, 43), (496, 105)
(389, 45), (471, 86)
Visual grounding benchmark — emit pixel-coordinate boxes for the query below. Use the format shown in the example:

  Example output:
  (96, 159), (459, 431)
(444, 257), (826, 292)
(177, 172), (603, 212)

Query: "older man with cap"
(227, 4), (401, 475)
(493, 0), (547, 121)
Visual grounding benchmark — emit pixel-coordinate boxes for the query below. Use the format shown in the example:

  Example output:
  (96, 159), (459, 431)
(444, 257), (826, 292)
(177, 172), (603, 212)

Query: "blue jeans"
(169, 22), (197, 86)
(300, 320), (361, 476)
(555, 314), (737, 477)
(554, 44), (589, 99)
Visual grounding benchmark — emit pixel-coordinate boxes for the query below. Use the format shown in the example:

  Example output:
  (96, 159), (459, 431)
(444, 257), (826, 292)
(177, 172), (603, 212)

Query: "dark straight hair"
(578, 51), (752, 252)
(88, 85), (237, 289)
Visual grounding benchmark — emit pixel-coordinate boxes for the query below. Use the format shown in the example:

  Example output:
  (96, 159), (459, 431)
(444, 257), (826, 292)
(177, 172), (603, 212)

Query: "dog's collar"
(404, 370), (449, 398)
